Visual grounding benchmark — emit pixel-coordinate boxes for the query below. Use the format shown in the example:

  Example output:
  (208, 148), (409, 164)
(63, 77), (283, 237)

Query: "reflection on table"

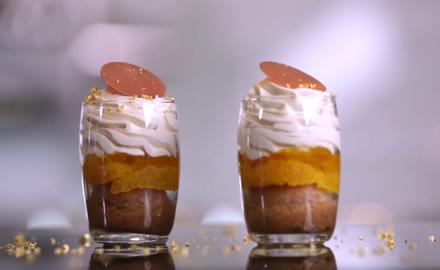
(247, 246), (336, 270)
(89, 249), (175, 270)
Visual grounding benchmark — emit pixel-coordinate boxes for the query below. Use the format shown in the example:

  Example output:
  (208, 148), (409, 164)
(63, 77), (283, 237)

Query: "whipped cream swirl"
(238, 79), (340, 160)
(81, 89), (178, 157)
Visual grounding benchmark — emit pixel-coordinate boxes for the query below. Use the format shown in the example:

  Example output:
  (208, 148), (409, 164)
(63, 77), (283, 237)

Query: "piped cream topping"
(238, 79), (340, 160)
(81, 88), (178, 157)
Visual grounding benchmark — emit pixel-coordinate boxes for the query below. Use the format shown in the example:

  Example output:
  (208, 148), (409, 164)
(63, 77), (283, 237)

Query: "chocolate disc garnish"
(260, 61), (326, 91)
(101, 62), (166, 97)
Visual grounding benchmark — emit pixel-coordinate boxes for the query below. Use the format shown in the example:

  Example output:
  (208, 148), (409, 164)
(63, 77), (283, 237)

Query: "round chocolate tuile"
(260, 61), (326, 91)
(101, 62), (166, 97)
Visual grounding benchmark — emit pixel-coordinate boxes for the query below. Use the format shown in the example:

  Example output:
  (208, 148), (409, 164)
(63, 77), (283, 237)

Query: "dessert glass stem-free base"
(250, 244), (330, 258)
(250, 233), (330, 245)
(93, 245), (169, 258)
(92, 230), (168, 245)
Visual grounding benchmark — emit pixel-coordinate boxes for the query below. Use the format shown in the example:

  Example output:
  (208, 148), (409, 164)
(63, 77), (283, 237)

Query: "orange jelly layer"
(239, 147), (340, 193)
(83, 153), (179, 194)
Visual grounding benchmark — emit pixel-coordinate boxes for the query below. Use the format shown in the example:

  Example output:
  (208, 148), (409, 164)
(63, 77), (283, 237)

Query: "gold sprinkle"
(33, 247), (41, 255)
(1, 234), (42, 261)
(171, 240), (179, 248)
(141, 94), (153, 99)
(54, 247), (63, 256)
(15, 234), (26, 247)
(61, 244), (70, 254)
(243, 235), (252, 244)
(386, 239), (395, 250)
(79, 233), (92, 247)
(142, 248), (151, 256)
(298, 83), (318, 89)
(113, 245), (121, 252)
(15, 247), (25, 258)
(409, 243), (417, 251)
(50, 238), (56, 245)
(94, 248), (104, 254)
(387, 232), (395, 240)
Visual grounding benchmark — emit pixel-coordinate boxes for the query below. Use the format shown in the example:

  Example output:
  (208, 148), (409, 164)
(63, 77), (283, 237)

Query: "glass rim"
(241, 93), (337, 101)
(81, 96), (176, 105)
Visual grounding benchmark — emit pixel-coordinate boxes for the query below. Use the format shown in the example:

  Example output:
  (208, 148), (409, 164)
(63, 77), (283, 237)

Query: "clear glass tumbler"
(238, 94), (340, 244)
(79, 97), (179, 245)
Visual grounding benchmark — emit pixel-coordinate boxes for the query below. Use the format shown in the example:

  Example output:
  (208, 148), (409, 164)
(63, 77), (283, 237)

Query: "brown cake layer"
(86, 184), (176, 235)
(243, 185), (337, 234)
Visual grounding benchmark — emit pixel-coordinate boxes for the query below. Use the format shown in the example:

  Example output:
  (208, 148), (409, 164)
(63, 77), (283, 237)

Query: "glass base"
(93, 245), (169, 257)
(250, 233), (330, 245)
(250, 244), (330, 257)
(91, 230), (168, 245)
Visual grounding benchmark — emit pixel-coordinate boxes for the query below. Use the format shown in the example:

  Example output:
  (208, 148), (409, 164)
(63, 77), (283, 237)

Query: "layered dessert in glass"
(238, 61), (340, 244)
(80, 62), (179, 245)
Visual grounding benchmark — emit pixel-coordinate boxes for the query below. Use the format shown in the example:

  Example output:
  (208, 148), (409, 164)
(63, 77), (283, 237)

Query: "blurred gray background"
(0, 0), (439, 230)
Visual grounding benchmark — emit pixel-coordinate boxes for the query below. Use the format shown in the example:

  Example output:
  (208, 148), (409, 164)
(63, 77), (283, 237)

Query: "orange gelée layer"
(83, 153), (179, 194)
(239, 147), (339, 193)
